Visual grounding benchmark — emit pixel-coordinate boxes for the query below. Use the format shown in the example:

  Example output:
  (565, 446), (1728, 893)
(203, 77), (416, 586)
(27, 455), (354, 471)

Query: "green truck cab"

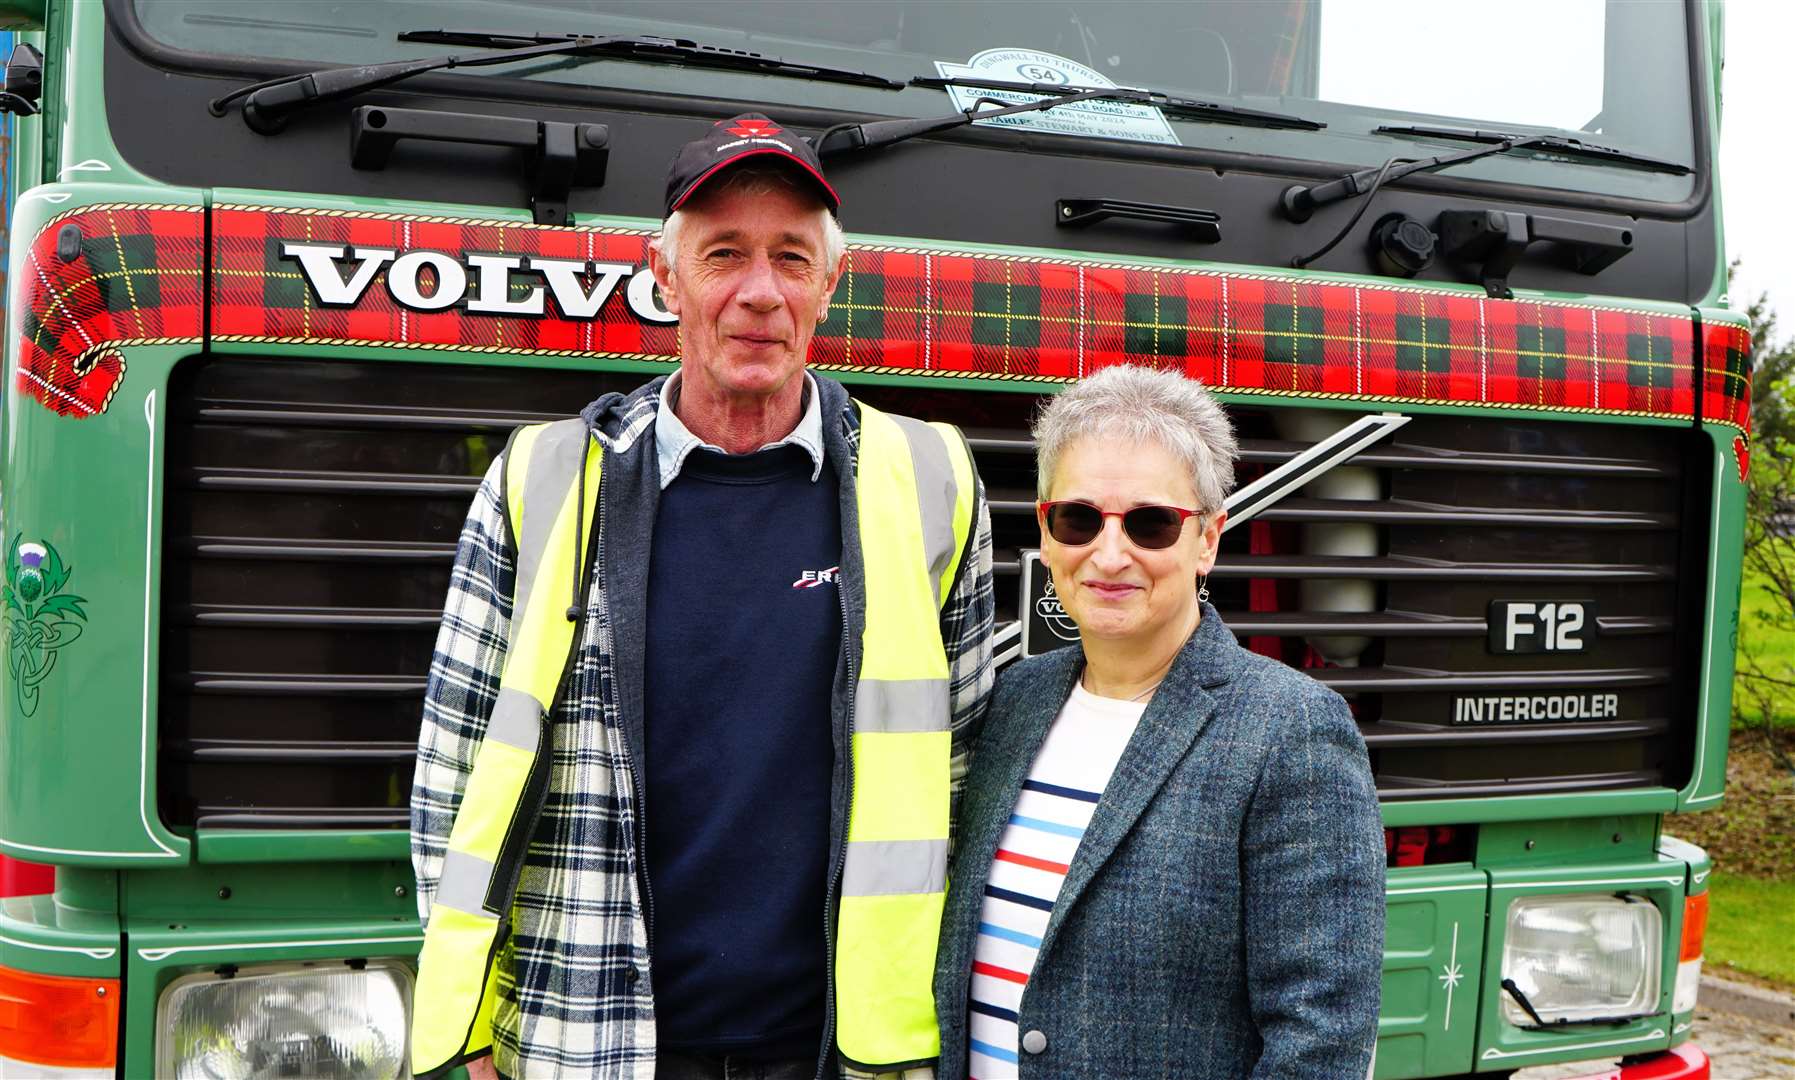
(0, 1), (1741, 1076)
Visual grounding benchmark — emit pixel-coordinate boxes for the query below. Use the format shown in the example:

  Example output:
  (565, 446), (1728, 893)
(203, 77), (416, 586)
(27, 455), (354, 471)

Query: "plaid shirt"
(412, 384), (995, 1078)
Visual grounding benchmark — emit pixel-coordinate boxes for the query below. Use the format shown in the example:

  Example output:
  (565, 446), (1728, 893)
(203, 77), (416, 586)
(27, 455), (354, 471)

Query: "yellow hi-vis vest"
(410, 401), (976, 1078)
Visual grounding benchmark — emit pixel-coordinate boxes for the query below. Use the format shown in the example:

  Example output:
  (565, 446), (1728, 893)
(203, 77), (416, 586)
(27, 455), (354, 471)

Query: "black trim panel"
(102, 0), (1720, 303)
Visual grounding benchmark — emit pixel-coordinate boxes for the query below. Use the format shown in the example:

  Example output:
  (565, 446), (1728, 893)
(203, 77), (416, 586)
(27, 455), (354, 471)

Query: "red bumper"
(1560, 1045), (1709, 1080)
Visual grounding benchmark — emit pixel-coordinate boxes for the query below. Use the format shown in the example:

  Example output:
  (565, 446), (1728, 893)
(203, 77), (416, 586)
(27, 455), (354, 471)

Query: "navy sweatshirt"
(642, 443), (841, 1058)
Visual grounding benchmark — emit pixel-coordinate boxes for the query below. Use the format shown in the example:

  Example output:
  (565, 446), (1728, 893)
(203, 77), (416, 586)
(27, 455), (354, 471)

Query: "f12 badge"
(1488, 600), (1594, 654)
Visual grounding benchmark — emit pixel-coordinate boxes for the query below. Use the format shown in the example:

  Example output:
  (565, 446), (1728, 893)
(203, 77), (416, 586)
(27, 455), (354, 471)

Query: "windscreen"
(134, 0), (1698, 203)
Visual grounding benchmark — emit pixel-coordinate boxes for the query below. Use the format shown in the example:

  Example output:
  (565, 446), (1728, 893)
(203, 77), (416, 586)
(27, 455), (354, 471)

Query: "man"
(409, 114), (995, 1080)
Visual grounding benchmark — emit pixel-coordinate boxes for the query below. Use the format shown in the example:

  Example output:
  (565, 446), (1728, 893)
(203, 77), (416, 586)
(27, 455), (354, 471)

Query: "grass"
(1704, 871), (1795, 988)
(1734, 547), (1795, 729)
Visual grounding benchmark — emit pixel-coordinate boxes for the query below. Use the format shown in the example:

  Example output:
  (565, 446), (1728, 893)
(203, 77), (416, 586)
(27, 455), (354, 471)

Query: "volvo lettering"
(280, 242), (675, 321)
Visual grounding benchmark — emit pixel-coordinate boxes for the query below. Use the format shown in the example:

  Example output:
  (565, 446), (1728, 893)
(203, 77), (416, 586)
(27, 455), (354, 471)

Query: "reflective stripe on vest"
(836, 404), (975, 1070)
(411, 418), (600, 1077)
(409, 402), (974, 1076)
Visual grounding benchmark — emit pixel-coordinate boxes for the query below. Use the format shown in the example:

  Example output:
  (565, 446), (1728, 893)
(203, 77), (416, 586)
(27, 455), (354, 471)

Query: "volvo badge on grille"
(1019, 550), (1081, 658)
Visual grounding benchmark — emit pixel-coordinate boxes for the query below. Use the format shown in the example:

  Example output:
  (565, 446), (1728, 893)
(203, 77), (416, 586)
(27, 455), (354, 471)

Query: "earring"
(1196, 575), (1210, 604)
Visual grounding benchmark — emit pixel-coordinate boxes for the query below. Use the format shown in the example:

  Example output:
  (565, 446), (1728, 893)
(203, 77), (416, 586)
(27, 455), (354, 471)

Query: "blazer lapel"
(1035, 611), (1240, 962)
(951, 649), (1079, 888)
(940, 649), (1080, 1009)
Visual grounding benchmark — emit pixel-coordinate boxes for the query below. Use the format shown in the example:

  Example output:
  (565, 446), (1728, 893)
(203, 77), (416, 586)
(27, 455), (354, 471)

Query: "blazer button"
(625, 966), (641, 984)
(1021, 1029), (1047, 1055)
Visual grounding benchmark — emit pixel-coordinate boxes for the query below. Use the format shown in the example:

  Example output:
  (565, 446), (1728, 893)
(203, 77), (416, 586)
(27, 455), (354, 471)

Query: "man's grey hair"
(1033, 365), (1240, 512)
(653, 162), (846, 273)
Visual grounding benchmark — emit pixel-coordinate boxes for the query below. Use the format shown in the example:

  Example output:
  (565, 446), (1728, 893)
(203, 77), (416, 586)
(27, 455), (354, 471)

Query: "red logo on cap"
(728, 119), (783, 138)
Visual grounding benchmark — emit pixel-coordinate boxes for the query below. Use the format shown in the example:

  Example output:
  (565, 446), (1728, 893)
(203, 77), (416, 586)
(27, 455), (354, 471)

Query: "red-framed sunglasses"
(1037, 500), (1203, 550)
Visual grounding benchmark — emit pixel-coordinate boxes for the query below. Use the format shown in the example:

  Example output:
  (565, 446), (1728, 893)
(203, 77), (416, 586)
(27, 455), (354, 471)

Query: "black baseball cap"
(664, 113), (841, 217)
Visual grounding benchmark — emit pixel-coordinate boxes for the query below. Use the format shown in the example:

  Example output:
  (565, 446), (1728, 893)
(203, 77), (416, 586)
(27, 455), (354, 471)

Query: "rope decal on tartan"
(1699, 316), (1752, 435)
(20, 203), (1749, 434)
(15, 204), (203, 418)
(208, 204), (1747, 431)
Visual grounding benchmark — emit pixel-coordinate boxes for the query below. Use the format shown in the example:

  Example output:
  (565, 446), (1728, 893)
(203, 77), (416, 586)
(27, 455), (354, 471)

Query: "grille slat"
(170, 739), (418, 763)
(193, 400), (563, 433)
(987, 493), (1673, 529)
(973, 430), (1674, 477)
(192, 467), (483, 496)
(1239, 439), (1673, 477)
(181, 604), (442, 629)
(1360, 718), (1670, 748)
(1252, 499), (1674, 529)
(1375, 771), (1662, 800)
(191, 537), (457, 562)
(1210, 556), (1673, 582)
(1217, 612), (1672, 637)
(159, 358), (1701, 830)
(179, 673), (427, 696)
(1308, 667), (1668, 693)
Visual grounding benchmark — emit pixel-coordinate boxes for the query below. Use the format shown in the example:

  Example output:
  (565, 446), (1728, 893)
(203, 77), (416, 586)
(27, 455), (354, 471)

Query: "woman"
(935, 366), (1383, 1079)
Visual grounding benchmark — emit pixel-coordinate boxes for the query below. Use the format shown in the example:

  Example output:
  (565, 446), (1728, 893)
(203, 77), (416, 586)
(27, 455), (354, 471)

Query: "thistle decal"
(3, 536), (88, 717)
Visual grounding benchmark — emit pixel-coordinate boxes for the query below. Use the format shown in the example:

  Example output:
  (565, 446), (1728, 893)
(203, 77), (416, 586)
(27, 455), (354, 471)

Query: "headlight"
(156, 960), (411, 1079)
(1501, 894), (1662, 1025)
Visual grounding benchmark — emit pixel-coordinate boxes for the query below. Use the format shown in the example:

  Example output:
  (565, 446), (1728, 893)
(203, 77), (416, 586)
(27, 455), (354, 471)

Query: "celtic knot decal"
(3, 536), (88, 717)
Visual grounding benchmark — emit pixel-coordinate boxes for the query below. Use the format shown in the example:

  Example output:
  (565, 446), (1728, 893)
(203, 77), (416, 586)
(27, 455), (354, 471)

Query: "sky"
(1722, 1), (1795, 344)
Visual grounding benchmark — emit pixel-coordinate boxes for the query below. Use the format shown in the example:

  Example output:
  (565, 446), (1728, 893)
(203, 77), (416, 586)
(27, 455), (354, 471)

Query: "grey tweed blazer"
(934, 607), (1384, 1079)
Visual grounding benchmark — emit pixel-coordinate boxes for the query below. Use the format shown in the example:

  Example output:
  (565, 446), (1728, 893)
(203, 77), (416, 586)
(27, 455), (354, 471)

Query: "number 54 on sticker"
(1488, 600), (1594, 654)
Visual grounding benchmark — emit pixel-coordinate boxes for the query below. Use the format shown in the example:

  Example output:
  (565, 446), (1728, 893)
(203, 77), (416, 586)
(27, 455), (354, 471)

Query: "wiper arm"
(208, 30), (901, 135)
(399, 29), (903, 90)
(914, 76), (1325, 131)
(816, 77), (1324, 160)
(1375, 124), (1692, 175)
(814, 86), (1133, 158)
(1281, 127), (1689, 224)
(1500, 979), (1652, 1030)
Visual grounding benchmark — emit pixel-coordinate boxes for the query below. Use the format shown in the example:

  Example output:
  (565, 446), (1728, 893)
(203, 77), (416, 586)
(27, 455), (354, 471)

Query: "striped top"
(968, 680), (1146, 1078)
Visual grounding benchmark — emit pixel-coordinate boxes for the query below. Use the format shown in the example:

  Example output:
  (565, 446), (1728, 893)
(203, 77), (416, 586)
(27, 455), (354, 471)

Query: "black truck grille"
(160, 358), (1703, 828)
(161, 358), (640, 829)
(850, 383), (1705, 802)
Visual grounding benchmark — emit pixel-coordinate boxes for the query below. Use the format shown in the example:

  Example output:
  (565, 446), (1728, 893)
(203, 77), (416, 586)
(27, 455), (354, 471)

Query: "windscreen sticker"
(933, 48), (1179, 146)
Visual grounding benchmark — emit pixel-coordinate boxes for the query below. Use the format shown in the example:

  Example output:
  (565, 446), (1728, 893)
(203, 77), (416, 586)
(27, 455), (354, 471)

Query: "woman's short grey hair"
(1034, 365), (1240, 512)
(654, 162), (846, 274)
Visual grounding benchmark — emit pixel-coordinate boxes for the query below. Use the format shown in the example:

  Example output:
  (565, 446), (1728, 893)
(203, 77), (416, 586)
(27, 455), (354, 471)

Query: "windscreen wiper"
(1375, 125), (1692, 175)
(208, 30), (902, 135)
(1281, 127), (1690, 224)
(399, 29), (903, 90)
(816, 77), (1322, 159)
(915, 76), (1324, 131)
